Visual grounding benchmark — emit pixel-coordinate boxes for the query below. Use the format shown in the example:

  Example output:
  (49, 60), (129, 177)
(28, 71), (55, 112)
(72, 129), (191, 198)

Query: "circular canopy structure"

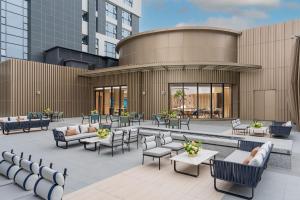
(116, 26), (241, 66)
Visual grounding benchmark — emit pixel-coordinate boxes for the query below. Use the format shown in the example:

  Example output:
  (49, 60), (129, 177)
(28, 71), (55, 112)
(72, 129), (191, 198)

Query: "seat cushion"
(235, 124), (249, 129)
(143, 147), (171, 157)
(162, 142), (183, 151)
(79, 124), (89, 133)
(99, 138), (112, 146)
(224, 150), (250, 164)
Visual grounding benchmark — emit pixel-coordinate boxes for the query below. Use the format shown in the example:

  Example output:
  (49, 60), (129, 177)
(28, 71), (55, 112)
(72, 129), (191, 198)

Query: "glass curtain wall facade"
(169, 83), (233, 119)
(95, 86), (127, 115)
(0, 0), (28, 61)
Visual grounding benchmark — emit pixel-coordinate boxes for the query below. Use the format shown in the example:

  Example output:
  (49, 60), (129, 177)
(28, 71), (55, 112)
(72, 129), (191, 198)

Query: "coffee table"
(249, 127), (269, 137)
(170, 149), (218, 177)
(81, 137), (103, 151)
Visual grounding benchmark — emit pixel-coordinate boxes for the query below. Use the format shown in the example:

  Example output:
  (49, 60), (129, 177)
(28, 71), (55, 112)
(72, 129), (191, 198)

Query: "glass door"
(212, 84), (223, 119)
(183, 84), (197, 118)
(169, 84), (184, 116)
(198, 84), (211, 119)
(224, 84), (232, 118)
(95, 89), (104, 114)
(104, 87), (112, 115)
(120, 86), (128, 113)
(112, 87), (120, 115)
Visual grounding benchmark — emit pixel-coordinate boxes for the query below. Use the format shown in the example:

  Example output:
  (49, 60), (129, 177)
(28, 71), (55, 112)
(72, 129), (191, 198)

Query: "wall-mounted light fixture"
(142, 91), (146, 95)
(36, 91), (41, 95)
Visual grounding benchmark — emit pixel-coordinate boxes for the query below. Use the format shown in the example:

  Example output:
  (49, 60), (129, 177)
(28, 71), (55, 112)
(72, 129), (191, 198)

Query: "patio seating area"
(0, 118), (300, 200)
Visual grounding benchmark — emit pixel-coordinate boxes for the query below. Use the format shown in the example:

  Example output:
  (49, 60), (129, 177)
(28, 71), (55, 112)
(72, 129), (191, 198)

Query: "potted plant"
(43, 107), (52, 116)
(168, 111), (179, 128)
(183, 140), (202, 157)
(97, 129), (109, 139)
(91, 109), (98, 115)
(161, 110), (169, 118)
(251, 120), (263, 128)
(121, 111), (129, 116)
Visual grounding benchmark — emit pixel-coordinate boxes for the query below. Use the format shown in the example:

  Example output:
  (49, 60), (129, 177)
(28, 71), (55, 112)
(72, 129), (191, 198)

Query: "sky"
(140, 0), (300, 32)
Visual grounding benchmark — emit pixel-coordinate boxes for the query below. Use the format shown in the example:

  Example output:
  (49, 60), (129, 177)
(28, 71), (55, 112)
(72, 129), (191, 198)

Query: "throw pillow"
(249, 152), (264, 166)
(258, 148), (267, 159)
(68, 126), (80, 134)
(88, 127), (97, 133)
(65, 128), (77, 136)
(242, 155), (253, 165)
(250, 147), (260, 157)
(283, 121), (292, 127)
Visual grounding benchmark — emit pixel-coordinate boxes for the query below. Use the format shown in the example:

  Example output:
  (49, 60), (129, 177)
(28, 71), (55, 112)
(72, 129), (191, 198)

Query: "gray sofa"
(52, 123), (99, 149)
(210, 140), (273, 200)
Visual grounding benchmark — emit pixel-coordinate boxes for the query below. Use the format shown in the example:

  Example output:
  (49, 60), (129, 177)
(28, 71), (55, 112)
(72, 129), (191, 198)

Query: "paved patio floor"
(0, 118), (299, 200)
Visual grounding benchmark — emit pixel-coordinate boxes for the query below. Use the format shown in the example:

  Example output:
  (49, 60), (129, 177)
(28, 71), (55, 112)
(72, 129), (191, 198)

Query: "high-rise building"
(0, 0), (141, 68)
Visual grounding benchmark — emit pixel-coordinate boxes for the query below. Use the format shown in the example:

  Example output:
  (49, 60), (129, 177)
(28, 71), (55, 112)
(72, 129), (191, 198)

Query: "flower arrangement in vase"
(251, 120), (263, 128)
(183, 140), (202, 157)
(97, 129), (109, 139)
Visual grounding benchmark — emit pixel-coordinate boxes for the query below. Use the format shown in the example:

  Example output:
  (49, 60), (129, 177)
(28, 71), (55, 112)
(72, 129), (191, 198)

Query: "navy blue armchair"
(210, 140), (273, 200)
(269, 121), (292, 138)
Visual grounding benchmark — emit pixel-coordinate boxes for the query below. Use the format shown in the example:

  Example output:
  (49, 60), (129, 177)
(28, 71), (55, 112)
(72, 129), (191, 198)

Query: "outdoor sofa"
(269, 121), (292, 138)
(210, 140), (273, 200)
(0, 115), (50, 135)
(231, 119), (249, 135)
(52, 123), (100, 149)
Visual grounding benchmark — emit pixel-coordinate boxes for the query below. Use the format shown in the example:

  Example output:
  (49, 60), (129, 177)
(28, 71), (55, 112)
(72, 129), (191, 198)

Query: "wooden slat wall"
(239, 20), (300, 121)
(0, 59), (91, 117)
(0, 60), (12, 116)
(90, 68), (239, 119)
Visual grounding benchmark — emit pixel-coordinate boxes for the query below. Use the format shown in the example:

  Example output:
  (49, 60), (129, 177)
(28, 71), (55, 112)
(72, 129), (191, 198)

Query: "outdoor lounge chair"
(110, 115), (120, 127)
(142, 136), (171, 170)
(155, 116), (168, 127)
(81, 113), (89, 124)
(159, 131), (183, 154)
(98, 130), (125, 157)
(0, 151), (21, 184)
(14, 157), (40, 191)
(269, 121), (292, 138)
(210, 140), (273, 200)
(124, 128), (139, 151)
(130, 113), (142, 125)
(232, 119), (249, 135)
(34, 166), (67, 200)
(180, 117), (190, 130)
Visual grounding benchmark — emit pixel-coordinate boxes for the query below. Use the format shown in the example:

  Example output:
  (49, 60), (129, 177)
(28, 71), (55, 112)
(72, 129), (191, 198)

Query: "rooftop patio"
(0, 118), (299, 200)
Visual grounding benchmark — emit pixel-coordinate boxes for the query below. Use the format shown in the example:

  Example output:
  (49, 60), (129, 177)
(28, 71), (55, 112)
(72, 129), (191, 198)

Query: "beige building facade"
(1, 21), (300, 124)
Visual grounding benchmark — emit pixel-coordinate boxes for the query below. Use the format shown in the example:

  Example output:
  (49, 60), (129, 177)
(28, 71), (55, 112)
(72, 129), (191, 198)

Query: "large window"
(105, 42), (116, 58)
(1, 0), (28, 61)
(106, 2), (117, 19)
(123, 0), (133, 7)
(95, 86), (128, 115)
(122, 28), (131, 39)
(169, 83), (233, 119)
(106, 22), (117, 38)
(122, 10), (132, 26)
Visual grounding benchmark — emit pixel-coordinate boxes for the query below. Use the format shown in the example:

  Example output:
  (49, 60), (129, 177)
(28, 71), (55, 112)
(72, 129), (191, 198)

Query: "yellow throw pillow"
(65, 128), (77, 136)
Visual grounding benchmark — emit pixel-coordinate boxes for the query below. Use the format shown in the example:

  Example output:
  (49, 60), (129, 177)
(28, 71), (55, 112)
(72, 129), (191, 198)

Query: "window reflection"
(183, 84), (197, 118)
(95, 86), (128, 116)
(198, 85), (211, 119)
(212, 84), (223, 119)
(169, 83), (233, 119)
